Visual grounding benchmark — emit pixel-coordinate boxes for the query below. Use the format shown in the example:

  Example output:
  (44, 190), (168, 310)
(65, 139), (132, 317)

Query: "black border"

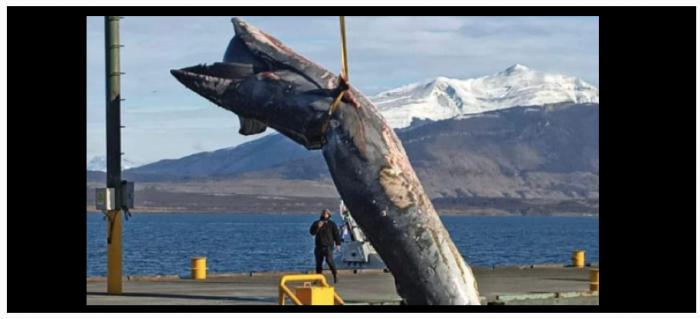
(7, 5), (697, 313)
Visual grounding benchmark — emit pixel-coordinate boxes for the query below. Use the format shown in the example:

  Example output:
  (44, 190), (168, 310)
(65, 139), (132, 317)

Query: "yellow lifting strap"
(329, 16), (349, 116)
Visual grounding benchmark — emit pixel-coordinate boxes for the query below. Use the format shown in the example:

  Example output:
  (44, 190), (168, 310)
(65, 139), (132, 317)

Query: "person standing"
(309, 209), (341, 283)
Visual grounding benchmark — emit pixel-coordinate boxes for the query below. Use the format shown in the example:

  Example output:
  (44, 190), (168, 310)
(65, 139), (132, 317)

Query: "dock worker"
(309, 209), (342, 283)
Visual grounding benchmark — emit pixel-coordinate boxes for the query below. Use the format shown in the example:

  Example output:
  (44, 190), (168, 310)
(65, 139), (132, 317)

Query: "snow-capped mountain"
(119, 103), (599, 201)
(87, 156), (140, 172)
(371, 64), (599, 128)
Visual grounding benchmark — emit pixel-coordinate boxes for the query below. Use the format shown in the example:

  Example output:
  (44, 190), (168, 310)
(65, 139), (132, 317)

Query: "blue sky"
(86, 16), (599, 165)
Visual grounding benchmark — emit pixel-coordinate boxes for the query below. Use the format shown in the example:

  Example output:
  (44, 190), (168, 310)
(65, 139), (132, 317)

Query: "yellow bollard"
(572, 250), (585, 267)
(191, 257), (207, 280)
(590, 269), (599, 291)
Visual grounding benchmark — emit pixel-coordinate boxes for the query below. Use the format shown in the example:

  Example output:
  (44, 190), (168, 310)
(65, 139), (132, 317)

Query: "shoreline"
(86, 208), (599, 217)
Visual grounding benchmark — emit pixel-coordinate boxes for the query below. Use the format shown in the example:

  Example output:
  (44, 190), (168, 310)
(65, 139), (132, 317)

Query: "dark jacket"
(310, 219), (341, 248)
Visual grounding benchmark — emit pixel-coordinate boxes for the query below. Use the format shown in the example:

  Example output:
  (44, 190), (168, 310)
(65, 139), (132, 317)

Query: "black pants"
(314, 246), (337, 275)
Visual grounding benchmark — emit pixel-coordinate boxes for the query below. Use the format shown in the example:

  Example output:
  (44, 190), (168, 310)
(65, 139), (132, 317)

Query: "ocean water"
(86, 213), (599, 277)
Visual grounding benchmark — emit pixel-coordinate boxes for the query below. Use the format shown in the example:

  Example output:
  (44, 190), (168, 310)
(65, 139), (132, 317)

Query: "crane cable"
(328, 16), (349, 116)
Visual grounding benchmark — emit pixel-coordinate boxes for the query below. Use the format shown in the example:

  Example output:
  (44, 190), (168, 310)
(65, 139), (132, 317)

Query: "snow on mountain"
(370, 64), (599, 128)
(87, 156), (140, 172)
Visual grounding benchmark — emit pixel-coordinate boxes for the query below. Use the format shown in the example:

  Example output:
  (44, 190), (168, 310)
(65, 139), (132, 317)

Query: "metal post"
(105, 15), (122, 295)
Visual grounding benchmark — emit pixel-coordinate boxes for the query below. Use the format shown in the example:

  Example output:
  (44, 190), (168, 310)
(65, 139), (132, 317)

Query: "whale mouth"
(172, 63), (254, 83)
(170, 62), (255, 109)
(170, 17), (337, 150)
(170, 62), (272, 137)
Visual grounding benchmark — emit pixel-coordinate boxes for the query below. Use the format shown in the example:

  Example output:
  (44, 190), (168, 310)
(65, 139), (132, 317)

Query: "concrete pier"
(86, 265), (599, 305)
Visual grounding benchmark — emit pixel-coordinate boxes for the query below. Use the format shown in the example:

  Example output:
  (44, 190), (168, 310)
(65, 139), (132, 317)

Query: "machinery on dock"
(334, 200), (386, 270)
